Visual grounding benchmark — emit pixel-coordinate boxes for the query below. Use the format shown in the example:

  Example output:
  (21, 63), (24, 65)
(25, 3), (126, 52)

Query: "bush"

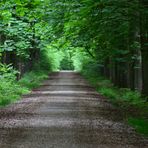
(128, 117), (148, 137)
(99, 87), (118, 100)
(121, 89), (142, 104)
(19, 70), (48, 89)
(0, 69), (29, 106)
(0, 63), (18, 80)
(0, 62), (49, 106)
(60, 57), (74, 70)
(0, 79), (29, 105)
(82, 60), (103, 76)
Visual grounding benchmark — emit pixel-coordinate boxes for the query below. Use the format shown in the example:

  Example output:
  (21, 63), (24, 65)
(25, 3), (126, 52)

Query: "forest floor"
(0, 71), (148, 148)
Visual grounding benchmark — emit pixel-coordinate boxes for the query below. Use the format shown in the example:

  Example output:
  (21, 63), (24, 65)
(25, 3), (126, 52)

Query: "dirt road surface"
(0, 71), (147, 148)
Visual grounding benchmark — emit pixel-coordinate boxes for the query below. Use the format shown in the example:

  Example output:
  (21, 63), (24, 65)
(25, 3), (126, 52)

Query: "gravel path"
(0, 71), (147, 148)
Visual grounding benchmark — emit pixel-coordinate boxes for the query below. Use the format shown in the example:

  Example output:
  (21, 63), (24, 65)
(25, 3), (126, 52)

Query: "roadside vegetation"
(0, 62), (50, 106)
(81, 61), (148, 137)
(0, 64), (29, 106)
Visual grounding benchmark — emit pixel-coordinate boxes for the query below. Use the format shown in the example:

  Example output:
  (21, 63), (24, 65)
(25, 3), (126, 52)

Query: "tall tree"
(139, 0), (148, 96)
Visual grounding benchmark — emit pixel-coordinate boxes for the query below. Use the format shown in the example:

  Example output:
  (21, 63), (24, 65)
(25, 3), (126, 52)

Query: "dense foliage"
(0, 0), (148, 98)
(58, 0), (148, 96)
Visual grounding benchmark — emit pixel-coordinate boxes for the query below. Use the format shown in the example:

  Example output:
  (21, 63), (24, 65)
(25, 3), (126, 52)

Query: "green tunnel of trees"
(0, 0), (148, 97)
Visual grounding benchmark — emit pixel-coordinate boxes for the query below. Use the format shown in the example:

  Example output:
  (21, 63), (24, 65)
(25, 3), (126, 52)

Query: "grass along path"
(82, 71), (148, 137)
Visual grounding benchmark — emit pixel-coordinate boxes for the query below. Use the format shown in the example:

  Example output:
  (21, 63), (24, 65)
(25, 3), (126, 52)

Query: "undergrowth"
(128, 117), (148, 137)
(82, 69), (148, 137)
(0, 78), (29, 106)
(0, 64), (49, 106)
(18, 70), (48, 89)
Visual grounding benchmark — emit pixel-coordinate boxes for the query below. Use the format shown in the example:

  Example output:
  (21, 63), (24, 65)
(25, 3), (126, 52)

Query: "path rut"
(0, 71), (147, 148)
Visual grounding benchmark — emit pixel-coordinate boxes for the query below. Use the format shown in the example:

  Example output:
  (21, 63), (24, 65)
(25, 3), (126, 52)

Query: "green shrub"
(121, 89), (142, 104)
(99, 87), (118, 100)
(128, 117), (148, 136)
(0, 77), (29, 106)
(0, 63), (18, 80)
(19, 71), (48, 89)
(60, 57), (74, 70)
(82, 60), (102, 76)
(0, 63), (49, 106)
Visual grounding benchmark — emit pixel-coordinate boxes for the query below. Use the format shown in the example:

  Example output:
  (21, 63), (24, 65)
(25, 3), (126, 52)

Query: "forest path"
(0, 71), (147, 148)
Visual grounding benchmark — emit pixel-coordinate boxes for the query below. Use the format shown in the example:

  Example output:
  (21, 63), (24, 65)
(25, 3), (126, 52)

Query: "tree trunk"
(139, 0), (148, 96)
